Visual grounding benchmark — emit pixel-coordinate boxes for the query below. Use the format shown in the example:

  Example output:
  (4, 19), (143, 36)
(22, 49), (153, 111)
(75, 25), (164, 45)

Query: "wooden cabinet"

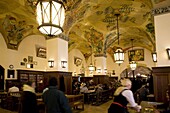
(43, 71), (72, 95)
(93, 75), (109, 85)
(17, 70), (44, 92)
(17, 70), (72, 94)
(152, 67), (170, 103)
(6, 80), (19, 91)
(0, 65), (5, 91)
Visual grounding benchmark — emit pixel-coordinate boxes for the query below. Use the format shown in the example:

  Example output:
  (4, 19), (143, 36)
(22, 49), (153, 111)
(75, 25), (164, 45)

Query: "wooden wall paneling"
(93, 75), (109, 85)
(0, 65), (5, 91)
(152, 67), (170, 103)
(43, 71), (72, 95)
(17, 70), (44, 92)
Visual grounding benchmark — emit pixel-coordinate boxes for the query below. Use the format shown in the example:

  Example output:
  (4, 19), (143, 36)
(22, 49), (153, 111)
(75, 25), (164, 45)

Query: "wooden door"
(0, 65), (5, 91)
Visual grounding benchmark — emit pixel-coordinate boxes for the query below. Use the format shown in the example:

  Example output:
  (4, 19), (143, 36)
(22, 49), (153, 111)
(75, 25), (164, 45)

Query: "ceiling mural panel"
(66, 0), (157, 60)
(0, 0), (169, 59)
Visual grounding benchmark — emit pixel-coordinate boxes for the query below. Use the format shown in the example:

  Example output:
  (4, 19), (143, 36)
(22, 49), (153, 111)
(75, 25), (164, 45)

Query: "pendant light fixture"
(36, 0), (65, 36)
(114, 14), (124, 64)
(129, 39), (137, 70)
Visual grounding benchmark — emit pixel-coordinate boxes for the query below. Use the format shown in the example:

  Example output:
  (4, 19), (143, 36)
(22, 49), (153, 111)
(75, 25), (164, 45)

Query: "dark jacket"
(43, 86), (72, 113)
(19, 91), (39, 113)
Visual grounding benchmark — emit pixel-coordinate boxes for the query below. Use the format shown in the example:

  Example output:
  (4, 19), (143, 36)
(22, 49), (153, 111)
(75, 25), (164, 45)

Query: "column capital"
(94, 53), (107, 58)
(46, 34), (69, 42)
(152, 6), (170, 16)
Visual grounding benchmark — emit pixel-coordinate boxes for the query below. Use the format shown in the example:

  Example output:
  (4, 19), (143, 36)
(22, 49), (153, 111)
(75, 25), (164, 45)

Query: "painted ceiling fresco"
(0, 0), (169, 59)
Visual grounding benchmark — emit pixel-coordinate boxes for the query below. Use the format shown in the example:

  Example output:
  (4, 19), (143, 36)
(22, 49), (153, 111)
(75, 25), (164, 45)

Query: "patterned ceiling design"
(0, 0), (169, 59)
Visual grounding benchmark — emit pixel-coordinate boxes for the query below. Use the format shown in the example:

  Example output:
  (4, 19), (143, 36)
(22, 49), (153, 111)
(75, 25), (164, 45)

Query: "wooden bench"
(66, 94), (84, 110)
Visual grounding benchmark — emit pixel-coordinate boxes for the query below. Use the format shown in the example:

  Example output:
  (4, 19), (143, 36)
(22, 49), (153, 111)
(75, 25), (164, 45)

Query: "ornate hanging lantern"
(114, 14), (124, 64)
(36, 0), (65, 36)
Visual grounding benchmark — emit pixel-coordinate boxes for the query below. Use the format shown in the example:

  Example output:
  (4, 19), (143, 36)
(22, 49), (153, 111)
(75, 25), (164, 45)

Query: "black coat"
(19, 91), (39, 113)
(43, 86), (72, 113)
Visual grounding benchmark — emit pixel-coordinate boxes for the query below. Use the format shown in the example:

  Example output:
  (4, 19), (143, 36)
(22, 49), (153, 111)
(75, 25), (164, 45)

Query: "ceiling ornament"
(1, 15), (34, 50)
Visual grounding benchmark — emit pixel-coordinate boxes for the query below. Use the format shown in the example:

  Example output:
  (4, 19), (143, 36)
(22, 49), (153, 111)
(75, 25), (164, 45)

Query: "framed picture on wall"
(36, 45), (47, 58)
(74, 56), (82, 67)
(128, 49), (144, 61)
(28, 56), (33, 63)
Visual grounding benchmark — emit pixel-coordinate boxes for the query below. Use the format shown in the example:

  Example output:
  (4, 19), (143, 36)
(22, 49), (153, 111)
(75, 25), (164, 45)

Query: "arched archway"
(120, 66), (153, 93)
(120, 66), (152, 78)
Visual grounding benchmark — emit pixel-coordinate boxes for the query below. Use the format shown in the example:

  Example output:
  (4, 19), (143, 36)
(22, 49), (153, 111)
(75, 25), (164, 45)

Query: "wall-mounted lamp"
(104, 69), (107, 73)
(48, 60), (54, 68)
(152, 52), (157, 62)
(166, 48), (170, 59)
(97, 69), (101, 73)
(61, 61), (67, 68)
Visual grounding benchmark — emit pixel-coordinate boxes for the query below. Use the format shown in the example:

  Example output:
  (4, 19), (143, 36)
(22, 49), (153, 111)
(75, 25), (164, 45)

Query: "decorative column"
(46, 34), (69, 71)
(94, 54), (107, 75)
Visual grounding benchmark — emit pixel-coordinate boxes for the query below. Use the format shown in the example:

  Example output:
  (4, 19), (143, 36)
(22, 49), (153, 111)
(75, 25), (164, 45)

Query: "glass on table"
(144, 107), (154, 113)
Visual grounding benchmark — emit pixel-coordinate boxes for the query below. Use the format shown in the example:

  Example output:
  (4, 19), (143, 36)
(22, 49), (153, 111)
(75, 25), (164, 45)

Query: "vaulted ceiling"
(0, 0), (169, 60)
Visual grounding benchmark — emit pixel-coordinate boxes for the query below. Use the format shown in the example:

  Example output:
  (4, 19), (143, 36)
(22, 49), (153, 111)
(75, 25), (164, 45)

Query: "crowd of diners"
(2, 76), (170, 113)
(72, 79), (118, 95)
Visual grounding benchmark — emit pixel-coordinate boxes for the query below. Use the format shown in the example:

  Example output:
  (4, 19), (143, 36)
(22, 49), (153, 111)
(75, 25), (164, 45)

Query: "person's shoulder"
(123, 89), (133, 94)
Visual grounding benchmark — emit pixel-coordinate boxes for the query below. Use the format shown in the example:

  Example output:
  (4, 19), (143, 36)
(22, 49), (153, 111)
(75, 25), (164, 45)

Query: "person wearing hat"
(80, 83), (88, 93)
(108, 78), (141, 113)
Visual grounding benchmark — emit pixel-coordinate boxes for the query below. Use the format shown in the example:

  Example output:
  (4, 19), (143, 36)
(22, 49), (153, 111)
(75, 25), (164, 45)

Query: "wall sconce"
(48, 60), (54, 68)
(61, 61), (67, 68)
(166, 48), (170, 59)
(104, 69), (107, 73)
(152, 52), (157, 62)
(97, 69), (101, 73)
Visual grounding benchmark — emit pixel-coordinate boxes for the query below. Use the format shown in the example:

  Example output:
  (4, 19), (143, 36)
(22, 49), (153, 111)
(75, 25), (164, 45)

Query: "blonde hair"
(121, 79), (132, 86)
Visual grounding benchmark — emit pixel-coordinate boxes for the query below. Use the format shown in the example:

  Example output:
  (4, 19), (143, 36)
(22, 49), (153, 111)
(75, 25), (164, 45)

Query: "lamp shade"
(88, 63), (95, 71)
(152, 52), (157, 62)
(130, 61), (137, 70)
(114, 48), (124, 64)
(61, 61), (67, 68)
(36, 0), (65, 36)
(48, 60), (54, 68)
(166, 48), (170, 59)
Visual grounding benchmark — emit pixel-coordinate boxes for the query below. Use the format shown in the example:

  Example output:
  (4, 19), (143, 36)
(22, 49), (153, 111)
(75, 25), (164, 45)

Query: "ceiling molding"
(152, 5), (170, 16)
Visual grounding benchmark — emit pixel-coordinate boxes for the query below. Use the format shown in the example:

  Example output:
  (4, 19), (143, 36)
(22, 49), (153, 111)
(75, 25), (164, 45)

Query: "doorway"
(0, 65), (5, 91)
(120, 66), (153, 93)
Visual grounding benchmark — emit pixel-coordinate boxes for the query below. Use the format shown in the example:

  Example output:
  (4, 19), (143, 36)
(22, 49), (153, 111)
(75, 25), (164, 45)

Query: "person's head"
(25, 81), (36, 89)
(49, 77), (57, 86)
(121, 79), (132, 89)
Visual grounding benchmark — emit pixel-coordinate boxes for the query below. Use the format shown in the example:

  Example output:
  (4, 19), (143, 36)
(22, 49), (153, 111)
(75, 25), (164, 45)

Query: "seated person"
(8, 83), (19, 93)
(72, 80), (80, 94)
(95, 84), (103, 93)
(80, 83), (88, 93)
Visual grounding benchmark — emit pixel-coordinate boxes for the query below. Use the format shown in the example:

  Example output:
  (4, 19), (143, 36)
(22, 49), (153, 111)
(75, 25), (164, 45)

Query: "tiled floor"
(0, 100), (113, 113)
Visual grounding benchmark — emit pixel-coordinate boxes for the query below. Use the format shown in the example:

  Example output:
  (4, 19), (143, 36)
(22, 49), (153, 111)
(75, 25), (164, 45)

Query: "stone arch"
(120, 66), (152, 78)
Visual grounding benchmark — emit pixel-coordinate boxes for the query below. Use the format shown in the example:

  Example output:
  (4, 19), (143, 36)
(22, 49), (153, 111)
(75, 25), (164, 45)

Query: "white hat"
(81, 83), (86, 87)
(121, 79), (132, 86)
